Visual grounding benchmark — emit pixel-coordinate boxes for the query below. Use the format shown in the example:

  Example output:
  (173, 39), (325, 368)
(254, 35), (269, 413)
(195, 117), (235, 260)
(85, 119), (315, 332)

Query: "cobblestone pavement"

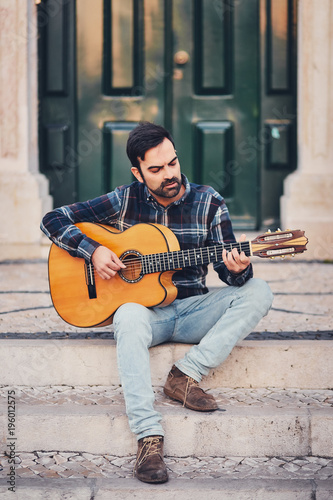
(0, 259), (332, 338)
(0, 452), (332, 481)
(0, 385), (332, 409)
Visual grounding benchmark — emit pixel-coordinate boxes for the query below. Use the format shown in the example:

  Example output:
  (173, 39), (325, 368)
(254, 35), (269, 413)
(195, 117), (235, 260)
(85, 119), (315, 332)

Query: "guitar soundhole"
(119, 250), (143, 283)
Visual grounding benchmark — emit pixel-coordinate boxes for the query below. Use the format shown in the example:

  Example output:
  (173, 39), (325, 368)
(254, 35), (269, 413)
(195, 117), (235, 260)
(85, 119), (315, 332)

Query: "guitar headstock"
(251, 229), (308, 259)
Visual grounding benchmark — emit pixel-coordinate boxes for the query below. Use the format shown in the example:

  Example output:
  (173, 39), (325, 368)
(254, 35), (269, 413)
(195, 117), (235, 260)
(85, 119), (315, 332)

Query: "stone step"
(1, 478), (332, 500)
(1, 386), (332, 457)
(0, 339), (332, 389)
(0, 470), (332, 499)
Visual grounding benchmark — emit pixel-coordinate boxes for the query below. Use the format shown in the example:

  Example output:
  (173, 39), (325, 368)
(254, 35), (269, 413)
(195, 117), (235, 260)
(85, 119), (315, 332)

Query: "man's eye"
(150, 167), (162, 173)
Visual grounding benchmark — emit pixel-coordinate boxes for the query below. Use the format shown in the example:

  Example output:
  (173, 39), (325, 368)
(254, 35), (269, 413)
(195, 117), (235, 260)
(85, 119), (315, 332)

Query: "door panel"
(194, 0), (232, 95)
(103, 122), (138, 191)
(194, 122), (234, 200)
(103, 0), (144, 94)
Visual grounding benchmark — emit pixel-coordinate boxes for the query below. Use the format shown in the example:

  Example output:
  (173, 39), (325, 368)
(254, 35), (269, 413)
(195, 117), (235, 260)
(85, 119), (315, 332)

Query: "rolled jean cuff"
(137, 428), (165, 441)
(174, 361), (201, 383)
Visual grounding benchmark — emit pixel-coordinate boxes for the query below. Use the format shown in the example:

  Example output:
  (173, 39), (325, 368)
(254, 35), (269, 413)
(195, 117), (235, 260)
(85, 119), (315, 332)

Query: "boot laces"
(135, 436), (162, 471)
(183, 375), (198, 407)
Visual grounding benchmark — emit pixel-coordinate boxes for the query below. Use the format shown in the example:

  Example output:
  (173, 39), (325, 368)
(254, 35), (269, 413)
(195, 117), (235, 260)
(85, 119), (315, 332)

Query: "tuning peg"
(266, 229), (272, 234)
(277, 228), (282, 232)
(270, 256), (275, 260)
(291, 253), (295, 257)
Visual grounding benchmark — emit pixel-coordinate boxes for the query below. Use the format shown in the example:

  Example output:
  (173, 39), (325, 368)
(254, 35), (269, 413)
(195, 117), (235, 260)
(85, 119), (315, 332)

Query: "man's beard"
(144, 176), (183, 199)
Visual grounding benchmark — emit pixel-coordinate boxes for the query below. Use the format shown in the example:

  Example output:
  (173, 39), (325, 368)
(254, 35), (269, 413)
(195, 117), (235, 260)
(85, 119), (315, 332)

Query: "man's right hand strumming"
(91, 246), (126, 280)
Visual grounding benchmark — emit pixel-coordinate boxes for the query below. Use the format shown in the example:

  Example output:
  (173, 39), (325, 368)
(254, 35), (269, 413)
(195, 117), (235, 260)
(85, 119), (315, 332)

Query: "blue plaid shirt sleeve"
(40, 191), (122, 261)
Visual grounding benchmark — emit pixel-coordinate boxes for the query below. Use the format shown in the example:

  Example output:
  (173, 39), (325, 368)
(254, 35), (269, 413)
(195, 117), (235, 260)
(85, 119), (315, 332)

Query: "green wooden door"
(39, 0), (297, 229)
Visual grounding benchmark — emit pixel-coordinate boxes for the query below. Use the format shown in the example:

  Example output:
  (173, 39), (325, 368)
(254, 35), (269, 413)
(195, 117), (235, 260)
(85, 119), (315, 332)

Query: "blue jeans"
(113, 278), (273, 440)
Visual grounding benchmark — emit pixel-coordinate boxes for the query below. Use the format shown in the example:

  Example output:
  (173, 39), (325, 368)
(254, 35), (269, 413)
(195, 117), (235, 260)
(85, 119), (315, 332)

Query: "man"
(41, 121), (273, 484)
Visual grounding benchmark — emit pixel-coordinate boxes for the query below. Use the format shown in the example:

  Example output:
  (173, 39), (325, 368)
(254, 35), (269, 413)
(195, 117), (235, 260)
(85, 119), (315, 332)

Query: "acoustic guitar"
(48, 222), (308, 328)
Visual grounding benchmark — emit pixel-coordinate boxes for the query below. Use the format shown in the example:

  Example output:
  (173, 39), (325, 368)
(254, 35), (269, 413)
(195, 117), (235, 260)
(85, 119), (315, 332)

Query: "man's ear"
(131, 167), (144, 183)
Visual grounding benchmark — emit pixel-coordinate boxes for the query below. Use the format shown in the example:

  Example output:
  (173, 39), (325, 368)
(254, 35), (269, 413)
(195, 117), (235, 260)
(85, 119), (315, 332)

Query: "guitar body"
(48, 223), (180, 328)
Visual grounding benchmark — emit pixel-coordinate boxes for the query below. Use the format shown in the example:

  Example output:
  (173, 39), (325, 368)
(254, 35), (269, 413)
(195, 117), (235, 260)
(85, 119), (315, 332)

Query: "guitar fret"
(160, 252), (165, 272)
(148, 255), (155, 273)
(155, 253), (162, 272)
(163, 252), (167, 272)
(206, 247), (212, 264)
(186, 249), (192, 266)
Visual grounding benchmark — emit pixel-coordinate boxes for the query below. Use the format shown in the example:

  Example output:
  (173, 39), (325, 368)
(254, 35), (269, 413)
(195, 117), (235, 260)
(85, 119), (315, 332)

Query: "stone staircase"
(0, 338), (332, 499)
(0, 259), (332, 498)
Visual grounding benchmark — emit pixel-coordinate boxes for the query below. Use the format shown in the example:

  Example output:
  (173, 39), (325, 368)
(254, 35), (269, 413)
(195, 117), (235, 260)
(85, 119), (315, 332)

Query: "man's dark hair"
(126, 122), (175, 171)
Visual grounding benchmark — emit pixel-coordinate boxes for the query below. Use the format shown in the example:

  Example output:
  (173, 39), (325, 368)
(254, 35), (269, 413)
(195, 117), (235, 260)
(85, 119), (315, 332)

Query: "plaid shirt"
(41, 175), (252, 299)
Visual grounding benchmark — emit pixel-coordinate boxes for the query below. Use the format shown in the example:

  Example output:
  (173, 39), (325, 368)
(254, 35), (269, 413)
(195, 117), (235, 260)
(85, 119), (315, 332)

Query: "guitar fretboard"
(141, 241), (252, 275)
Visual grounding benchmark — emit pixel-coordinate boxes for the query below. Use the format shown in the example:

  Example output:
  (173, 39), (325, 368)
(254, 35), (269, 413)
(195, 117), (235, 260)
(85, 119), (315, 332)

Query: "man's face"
(131, 138), (184, 206)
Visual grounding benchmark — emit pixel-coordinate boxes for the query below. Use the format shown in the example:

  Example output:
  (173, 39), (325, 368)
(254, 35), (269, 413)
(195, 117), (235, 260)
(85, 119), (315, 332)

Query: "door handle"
(174, 50), (190, 65)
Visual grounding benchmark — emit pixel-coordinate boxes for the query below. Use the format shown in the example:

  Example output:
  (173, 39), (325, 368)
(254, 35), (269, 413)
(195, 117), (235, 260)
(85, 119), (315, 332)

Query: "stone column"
(280, 0), (333, 260)
(0, 0), (52, 260)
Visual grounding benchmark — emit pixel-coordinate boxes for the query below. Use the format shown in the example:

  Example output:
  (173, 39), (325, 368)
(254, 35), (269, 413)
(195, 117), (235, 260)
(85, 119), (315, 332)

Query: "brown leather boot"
(164, 365), (218, 411)
(134, 435), (168, 483)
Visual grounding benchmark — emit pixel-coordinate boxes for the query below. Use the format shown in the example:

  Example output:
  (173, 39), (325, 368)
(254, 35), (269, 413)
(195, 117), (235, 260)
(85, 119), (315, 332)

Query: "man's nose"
(163, 165), (174, 178)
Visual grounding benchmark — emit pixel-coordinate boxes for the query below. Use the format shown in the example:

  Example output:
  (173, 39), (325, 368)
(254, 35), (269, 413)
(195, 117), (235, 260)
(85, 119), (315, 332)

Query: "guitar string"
(129, 242), (251, 262)
(88, 242), (252, 277)
(88, 243), (252, 268)
(88, 237), (302, 272)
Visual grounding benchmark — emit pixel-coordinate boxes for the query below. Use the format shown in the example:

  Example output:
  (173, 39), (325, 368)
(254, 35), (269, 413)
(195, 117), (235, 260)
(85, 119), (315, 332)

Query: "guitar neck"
(141, 241), (252, 274)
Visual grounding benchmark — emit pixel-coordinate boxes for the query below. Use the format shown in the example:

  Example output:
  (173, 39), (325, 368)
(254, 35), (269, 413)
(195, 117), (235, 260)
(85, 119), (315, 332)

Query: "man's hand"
(222, 234), (251, 275)
(91, 246), (126, 280)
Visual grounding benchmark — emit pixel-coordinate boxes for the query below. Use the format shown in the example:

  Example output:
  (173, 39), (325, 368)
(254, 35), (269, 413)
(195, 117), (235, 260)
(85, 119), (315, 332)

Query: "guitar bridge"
(85, 261), (97, 299)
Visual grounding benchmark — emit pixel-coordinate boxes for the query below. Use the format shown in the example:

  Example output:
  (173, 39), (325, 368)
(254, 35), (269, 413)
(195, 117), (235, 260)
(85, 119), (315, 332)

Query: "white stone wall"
(0, 0), (52, 260)
(280, 0), (333, 260)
